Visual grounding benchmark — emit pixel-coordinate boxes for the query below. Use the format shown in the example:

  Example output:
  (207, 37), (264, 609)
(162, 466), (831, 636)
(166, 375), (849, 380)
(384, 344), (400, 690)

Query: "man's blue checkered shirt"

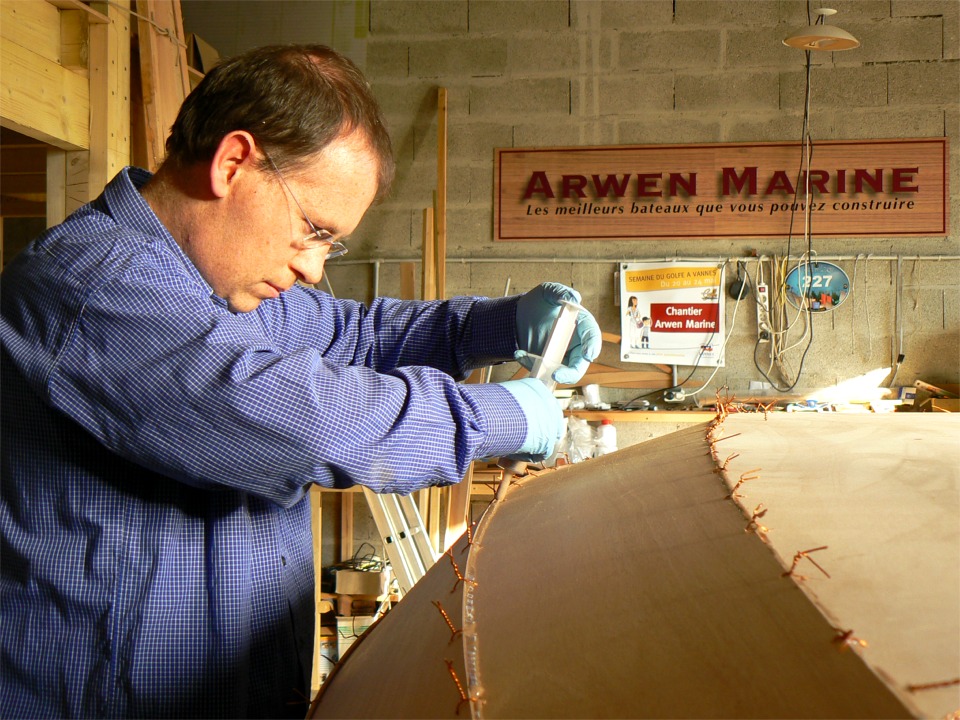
(0, 168), (526, 718)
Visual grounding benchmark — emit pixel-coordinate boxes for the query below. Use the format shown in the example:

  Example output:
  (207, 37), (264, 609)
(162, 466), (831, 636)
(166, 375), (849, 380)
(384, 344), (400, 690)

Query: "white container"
(582, 383), (602, 407)
(317, 635), (337, 684)
(594, 419), (618, 456)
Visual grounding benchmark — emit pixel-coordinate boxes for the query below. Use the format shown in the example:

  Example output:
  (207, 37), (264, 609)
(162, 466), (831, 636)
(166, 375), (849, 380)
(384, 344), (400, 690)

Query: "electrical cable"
(850, 253), (863, 358)
(754, 21), (817, 394)
(620, 346), (712, 408)
(888, 256), (905, 387)
(753, 255), (815, 393)
(687, 262), (748, 398)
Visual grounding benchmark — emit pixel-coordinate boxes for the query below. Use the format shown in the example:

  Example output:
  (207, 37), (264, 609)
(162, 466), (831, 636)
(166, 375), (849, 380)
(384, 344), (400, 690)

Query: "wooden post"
(399, 262), (416, 302)
(46, 149), (67, 228)
(435, 88), (447, 300)
(133, 0), (189, 171)
(421, 207), (436, 301)
(88, 0), (131, 193)
(427, 88), (449, 551)
(340, 491), (354, 563)
(310, 485), (324, 696)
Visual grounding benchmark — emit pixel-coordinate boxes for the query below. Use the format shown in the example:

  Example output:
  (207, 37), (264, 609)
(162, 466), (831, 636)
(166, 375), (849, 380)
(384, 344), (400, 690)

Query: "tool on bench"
(496, 299), (585, 501)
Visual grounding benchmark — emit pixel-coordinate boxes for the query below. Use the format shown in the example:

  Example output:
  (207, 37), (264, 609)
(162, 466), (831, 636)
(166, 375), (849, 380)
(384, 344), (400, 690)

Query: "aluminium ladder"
(362, 488), (438, 595)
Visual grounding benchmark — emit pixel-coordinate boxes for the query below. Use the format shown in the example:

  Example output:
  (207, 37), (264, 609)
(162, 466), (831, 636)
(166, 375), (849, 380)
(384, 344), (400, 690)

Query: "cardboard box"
(920, 398), (960, 413)
(335, 569), (384, 596)
(187, 33), (220, 74)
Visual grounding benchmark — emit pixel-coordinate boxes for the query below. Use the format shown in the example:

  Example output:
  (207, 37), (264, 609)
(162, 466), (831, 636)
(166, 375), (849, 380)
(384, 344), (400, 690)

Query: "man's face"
(196, 131), (379, 313)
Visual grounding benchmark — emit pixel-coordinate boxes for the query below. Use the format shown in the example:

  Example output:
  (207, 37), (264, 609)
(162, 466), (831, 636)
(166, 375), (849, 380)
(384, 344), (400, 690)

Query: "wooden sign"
(494, 138), (948, 242)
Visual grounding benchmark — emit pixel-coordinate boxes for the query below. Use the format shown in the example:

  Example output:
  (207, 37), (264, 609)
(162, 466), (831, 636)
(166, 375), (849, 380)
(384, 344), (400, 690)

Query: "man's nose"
(290, 248), (328, 286)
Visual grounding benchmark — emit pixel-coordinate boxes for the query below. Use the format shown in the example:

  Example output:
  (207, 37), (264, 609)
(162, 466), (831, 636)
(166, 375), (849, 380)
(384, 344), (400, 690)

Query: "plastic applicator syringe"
(495, 299), (583, 501)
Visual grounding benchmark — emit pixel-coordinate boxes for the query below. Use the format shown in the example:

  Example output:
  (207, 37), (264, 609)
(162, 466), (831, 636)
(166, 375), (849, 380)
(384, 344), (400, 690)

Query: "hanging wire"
(888, 256), (905, 386)
(687, 262), (747, 398)
(753, 10), (819, 394)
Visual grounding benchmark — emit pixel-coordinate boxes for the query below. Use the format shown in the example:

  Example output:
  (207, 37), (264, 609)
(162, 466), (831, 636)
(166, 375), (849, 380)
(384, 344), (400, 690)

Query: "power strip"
(664, 387), (686, 403)
(756, 283), (771, 343)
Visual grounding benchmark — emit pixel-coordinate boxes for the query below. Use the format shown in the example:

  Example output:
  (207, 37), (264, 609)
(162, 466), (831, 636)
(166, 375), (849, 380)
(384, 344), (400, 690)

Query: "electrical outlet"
(756, 283), (771, 343)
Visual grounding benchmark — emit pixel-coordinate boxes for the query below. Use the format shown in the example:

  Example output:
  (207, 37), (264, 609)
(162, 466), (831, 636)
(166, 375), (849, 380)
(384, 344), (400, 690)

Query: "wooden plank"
(47, 0), (109, 23)
(435, 88), (447, 300)
(580, 361), (668, 376)
(46, 149), (67, 226)
(134, 0), (189, 171)
(310, 485), (325, 697)
(399, 261), (416, 301)
(417, 488), (429, 520)
(0, 36), (89, 150)
(87, 0), (131, 197)
(2, 0), (61, 65)
(421, 207), (435, 301)
(340, 491), (354, 562)
(59, 9), (90, 73)
(566, 410), (713, 422)
(65, 150), (89, 214)
(559, 370), (671, 388)
(427, 486), (441, 553)
(921, 398), (960, 412)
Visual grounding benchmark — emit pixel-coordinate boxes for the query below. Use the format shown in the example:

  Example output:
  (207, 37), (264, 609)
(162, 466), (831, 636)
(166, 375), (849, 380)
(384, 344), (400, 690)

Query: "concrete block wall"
(323, 0), (959, 404)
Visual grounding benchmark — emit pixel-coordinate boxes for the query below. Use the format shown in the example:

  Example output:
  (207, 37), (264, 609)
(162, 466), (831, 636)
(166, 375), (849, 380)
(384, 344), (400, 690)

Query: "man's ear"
(209, 131), (257, 199)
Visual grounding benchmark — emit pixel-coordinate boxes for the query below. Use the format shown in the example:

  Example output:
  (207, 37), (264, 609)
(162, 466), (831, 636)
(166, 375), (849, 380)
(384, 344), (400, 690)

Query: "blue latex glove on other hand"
(515, 282), (602, 385)
(498, 378), (565, 462)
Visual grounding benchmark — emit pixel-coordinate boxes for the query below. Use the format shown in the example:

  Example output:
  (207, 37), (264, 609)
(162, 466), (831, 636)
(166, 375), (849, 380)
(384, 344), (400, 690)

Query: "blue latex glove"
(515, 282), (602, 385)
(498, 378), (565, 462)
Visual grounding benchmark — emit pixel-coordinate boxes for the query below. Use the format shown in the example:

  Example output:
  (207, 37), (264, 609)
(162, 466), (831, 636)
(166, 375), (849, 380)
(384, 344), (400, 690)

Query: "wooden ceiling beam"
(46, 0), (109, 24)
(0, 37), (89, 150)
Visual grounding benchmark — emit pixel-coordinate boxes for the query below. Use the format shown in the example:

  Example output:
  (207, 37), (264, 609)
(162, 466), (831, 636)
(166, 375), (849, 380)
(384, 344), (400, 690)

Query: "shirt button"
(281, 555), (287, 566)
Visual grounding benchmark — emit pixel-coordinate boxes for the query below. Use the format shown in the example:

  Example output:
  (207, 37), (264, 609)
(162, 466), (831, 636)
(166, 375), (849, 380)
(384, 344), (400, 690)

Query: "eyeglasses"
(263, 152), (348, 258)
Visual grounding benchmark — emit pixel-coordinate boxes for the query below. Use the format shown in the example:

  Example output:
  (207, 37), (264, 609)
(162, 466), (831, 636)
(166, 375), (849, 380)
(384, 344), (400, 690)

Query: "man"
(0, 45), (600, 718)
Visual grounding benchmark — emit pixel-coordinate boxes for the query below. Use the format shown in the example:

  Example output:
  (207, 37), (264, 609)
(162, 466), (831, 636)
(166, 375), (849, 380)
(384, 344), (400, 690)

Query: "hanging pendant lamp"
(783, 8), (860, 51)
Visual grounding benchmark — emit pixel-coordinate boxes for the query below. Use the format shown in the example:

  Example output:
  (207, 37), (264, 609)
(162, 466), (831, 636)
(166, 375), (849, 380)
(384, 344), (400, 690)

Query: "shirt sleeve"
(262, 286), (519, 378)
(45, 275), (527, 507)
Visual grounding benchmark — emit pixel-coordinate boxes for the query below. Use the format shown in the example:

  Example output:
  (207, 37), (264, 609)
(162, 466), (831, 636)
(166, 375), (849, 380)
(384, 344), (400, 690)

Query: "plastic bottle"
(594, 419), (618, 457)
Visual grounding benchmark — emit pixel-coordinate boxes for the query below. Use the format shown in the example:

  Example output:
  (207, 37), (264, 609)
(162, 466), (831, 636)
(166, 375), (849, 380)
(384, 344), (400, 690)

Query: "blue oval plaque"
(784, 261), (850, 312)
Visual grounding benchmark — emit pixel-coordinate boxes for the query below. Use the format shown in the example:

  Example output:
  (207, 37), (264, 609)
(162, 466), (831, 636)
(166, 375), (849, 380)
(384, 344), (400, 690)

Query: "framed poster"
(620, 261), (725, 367)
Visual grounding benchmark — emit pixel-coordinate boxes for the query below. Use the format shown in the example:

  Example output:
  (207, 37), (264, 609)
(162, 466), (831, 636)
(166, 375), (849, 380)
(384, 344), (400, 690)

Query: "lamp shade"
(783, 23), (860, 50)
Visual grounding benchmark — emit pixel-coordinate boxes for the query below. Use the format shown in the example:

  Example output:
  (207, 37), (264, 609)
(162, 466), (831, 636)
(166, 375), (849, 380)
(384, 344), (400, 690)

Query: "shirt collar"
(103, 167), (221, 305)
